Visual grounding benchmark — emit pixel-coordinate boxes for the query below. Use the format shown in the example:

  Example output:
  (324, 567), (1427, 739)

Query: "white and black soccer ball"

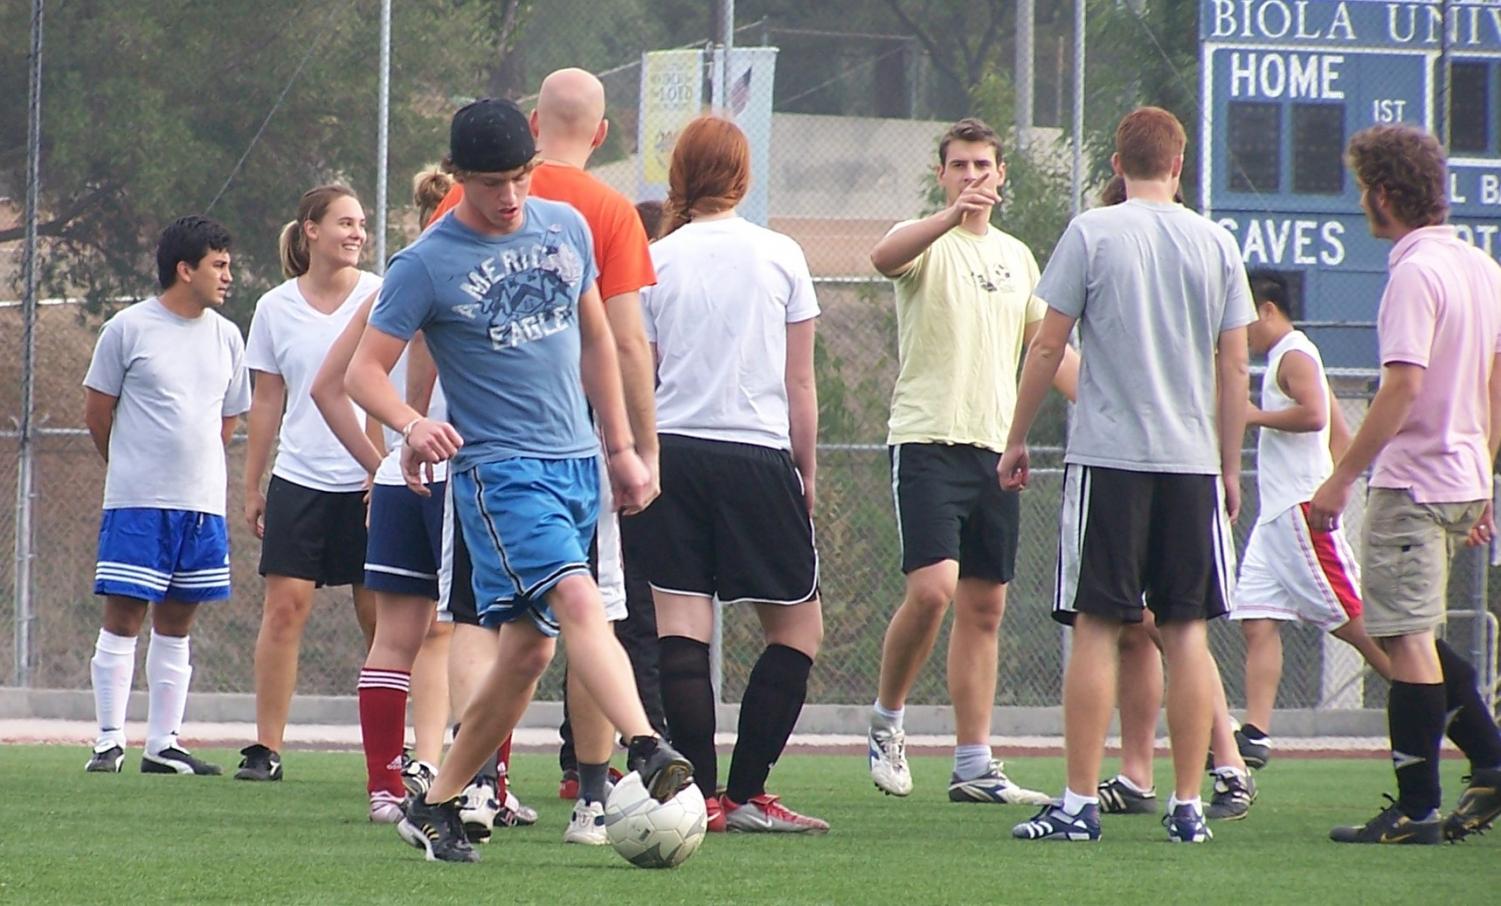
(603, 771), (707, 869)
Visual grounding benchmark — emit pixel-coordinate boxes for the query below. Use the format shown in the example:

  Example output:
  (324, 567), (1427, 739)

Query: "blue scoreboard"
(1200, 0), (1501, 366)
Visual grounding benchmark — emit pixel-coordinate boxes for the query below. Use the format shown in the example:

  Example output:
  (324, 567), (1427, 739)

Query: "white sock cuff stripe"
(96, 629), (139, 654)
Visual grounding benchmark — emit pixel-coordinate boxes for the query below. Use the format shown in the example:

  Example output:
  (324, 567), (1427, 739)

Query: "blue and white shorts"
(364, 481), (446, 599)
(450, 457), (599, 637)
(94, 508), (231, 603)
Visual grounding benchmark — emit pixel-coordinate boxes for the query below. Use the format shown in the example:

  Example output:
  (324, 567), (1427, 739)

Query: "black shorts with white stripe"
(1053, 464), (1234, 626)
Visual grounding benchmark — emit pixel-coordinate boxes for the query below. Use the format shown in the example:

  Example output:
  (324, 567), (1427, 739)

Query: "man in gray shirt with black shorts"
(1000, 107), (1253, 844)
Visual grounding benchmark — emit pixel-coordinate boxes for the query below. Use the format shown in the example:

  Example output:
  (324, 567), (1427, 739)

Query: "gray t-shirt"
(83, 297), (251, 515)
(1036, 199), (1254, 474)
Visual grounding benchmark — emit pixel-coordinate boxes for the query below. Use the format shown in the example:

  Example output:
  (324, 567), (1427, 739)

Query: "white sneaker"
(460, 778), (498, 843)
(369, 791), (404, 824)
(402, 759), (437, 798)
(868, 726), (912, 796)
(562, 799), (608, 845)
(498, 789), (539, 827)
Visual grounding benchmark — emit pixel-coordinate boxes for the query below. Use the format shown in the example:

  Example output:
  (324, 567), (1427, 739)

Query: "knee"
(260, 592), (311, 640)
(903, 581), (952, 623)
(956, 599), (1005, 635)
(512, 642), (554, 684)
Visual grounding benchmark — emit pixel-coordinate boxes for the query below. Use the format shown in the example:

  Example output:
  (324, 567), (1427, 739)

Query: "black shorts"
(889, 443), (1018, 583)
(1053, 464), (1234, 626)
(436, 484), (482, 627)
(635, 434), (818, 605)
(258, 475), (367, 587)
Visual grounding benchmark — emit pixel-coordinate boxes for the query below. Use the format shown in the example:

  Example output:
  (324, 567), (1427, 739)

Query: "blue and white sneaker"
(948, 760), (1052, 805)
(1164, 802), (1213, 843)
(868, 726), (912, 797)
(1012, 802), (1102, 841)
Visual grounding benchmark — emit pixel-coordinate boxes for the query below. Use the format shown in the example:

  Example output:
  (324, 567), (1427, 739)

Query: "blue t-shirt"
(370, 197), (600, 469)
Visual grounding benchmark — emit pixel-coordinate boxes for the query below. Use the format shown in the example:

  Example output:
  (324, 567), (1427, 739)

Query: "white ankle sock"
(1063, 787), (1098, 815)
(871, 701), (904, 732)
(1168, 794), (1203, 814)
(953, 744), (992, 780)
(145, 631), (192, 755)
(91, 629), (137, 749)
(1114, 773), (1152, 795)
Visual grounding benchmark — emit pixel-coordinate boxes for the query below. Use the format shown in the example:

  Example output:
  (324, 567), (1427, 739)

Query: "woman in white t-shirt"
(635, 116), (827, 834)
(238, 185), (382, 783)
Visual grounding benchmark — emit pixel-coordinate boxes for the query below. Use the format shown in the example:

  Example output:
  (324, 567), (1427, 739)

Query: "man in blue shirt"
(346, 98), (690, 864)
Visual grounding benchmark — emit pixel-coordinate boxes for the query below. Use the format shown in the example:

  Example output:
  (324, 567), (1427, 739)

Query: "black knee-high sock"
(658, 636), (717, 799)
(1388, 681), (1447, 818)
(1436, 640), (1501, 771)
(726, 645), (813, 805)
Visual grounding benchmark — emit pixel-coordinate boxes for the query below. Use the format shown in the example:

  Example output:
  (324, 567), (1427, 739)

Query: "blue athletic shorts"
(94, 508), (231, 603)
(364, 481), (446, 599)
(450, 457), (599, 636)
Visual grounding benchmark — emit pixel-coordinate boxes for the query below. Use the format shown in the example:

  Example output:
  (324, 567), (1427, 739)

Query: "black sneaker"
(84, 744), (125, 774)
(141, 745), (222, 775)
(1444, 768), (1501, 841)
(398, 795), (479, 863)
(1330, 796), (1441, 844)
(1235, 727), (1271, 770)
(234, 744), (283, 781)
(1096, 776), (1157, 814)
(626, 735), (694, 802)
(1205, 769), (1256, 820)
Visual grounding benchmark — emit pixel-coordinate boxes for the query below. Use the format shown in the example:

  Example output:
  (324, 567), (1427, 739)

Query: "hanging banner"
(637, 49), (704, 201)
(724, 46), (778, 226)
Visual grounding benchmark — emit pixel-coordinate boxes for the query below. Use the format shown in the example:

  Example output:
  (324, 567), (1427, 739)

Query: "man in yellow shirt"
(867, 118), (1074, 803)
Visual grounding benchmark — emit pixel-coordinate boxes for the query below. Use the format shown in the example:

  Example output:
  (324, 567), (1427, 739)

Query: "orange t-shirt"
(427, 162), (656, 301)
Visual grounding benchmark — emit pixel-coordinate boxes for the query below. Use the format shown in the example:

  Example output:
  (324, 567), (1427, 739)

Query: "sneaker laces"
(875, 729), (908, 767)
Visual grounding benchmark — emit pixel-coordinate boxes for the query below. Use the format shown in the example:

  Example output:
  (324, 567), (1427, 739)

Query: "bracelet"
(606, 443), (636, 458)
(400, 416), (425, 441)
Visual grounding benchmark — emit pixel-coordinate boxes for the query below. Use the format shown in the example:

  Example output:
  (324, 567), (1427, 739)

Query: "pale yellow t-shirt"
(885, 223), (1045, 452)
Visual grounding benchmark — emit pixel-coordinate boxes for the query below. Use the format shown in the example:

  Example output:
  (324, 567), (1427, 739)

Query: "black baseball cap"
(449, 98), (536, 173)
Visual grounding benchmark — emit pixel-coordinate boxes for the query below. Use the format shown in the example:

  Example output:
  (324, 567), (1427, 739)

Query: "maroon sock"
(358, 668), (410, 798)
(496, 734), (513, 800)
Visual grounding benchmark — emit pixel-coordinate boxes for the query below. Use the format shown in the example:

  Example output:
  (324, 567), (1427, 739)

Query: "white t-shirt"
(373, 352), (450, 487)
(641, 217), (819, 449)
(1256, 330), (1333, 524)
(83, 298), (251, 515)
(246, 272), (382, 492)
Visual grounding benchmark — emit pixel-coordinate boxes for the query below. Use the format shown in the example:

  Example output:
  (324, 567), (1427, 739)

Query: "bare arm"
(785, 318), (818, 514)
(405, 332), (437, 416)
(222, 415), (239, 448)
(1022, 319), (1080, 403)
(869, 181), (995, 277)
(1309, 363), (1425, 528)
(310, 291), (386, 475)
(998, 308), (1077, 490)
(1217, 326), (1251, 522)
(1327, 387), (1352, 461)
(578, 283), (651, 514)
(243, 371), (286, 538)
(84, 389), (117, 462)
(604, 289), (660, 489)
(1246, 350), (1327, 433)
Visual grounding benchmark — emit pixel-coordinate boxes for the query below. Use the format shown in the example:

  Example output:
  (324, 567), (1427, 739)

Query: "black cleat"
(141, 746), (222, 775)
(1205, 769), (1256, 821)
(1444, 768), (1501, 842)
(85, 744), (125, 774)
(1330, 796), (1441, 844)
(626, 735), (694, 802)
(234, 744), (283, 781)
(1235, 727), (1271, 770)
(1096, 776), (1157, 814)
(398, 795), (479, 863)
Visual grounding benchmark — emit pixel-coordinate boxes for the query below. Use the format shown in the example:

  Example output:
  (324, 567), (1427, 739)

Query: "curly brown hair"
(1345, 125), (1448, 229)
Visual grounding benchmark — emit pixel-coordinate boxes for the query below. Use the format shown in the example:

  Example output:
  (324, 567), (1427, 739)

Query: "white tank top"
(1256, 330), (1333, 524)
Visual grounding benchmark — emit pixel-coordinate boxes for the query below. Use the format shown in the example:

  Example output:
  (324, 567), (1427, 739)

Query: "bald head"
(536, 68), (606, 142)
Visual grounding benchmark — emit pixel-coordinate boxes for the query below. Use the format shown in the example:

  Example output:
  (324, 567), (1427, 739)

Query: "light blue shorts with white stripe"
(94, 508), (232, 603)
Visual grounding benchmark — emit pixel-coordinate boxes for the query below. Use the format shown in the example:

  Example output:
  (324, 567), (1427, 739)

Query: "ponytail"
(412, 165), (455, 229)
(661, 116), (749, 237)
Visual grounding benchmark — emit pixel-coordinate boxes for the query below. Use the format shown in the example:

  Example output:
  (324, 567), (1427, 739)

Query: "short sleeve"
(1218, 237), (1256, 332)
(244, 296), (280, 374)
(82, 317), (126, 397)
(369, 253), (436, 342)
(223, 328), (251, 417)
(1034, 222), (1088, 318)
(1377, 262), (1438, 368)
(884, 220), (926, 283)
(1021, 245), (1046, 324)
(597, 201), (656, 301)
(639, 283), (658, 344)
(572, 216), (599, 296)
(781, 238), (820, 323)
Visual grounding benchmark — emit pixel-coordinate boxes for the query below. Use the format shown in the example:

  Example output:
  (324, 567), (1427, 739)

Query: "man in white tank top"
(1234, 271), (1391, 767)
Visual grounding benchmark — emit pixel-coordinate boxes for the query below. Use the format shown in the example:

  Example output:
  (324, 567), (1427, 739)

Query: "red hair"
(1115, 107), (1187, 180)
(663, 116), (750, 236)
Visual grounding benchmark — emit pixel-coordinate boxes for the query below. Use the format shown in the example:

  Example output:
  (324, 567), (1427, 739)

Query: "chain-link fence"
(5, 0), (1500, 726)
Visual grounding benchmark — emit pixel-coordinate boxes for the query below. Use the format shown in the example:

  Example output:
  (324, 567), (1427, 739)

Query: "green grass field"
(2, 746), (1495, 904)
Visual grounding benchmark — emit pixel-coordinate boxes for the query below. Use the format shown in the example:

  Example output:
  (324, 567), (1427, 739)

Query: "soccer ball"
(603, 771), (707, 869)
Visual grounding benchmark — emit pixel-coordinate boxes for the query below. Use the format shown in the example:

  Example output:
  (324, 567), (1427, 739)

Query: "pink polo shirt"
(1371, 225), (1501, 503)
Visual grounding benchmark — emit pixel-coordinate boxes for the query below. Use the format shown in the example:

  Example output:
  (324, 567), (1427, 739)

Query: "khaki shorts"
(1361, 488), (1486, 638)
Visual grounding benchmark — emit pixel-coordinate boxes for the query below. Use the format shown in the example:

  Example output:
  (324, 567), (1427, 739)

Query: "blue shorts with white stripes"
(94, 507), (231, 603)
(450, 457), (598, 637)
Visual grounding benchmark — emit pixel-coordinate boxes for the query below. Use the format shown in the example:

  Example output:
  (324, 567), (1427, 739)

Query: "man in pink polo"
(1310, 124), (1501, 844)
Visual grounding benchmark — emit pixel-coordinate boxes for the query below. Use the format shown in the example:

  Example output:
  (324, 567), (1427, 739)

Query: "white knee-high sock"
(145, 630), (192, 755)
(91, 629), (137, 749)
